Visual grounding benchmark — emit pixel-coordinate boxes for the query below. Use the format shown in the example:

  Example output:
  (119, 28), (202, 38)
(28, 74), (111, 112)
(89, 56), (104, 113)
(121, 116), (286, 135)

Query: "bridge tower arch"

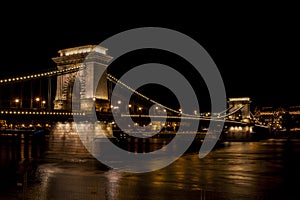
(52, 45), (113, 111)
(227, 97), (252, 122)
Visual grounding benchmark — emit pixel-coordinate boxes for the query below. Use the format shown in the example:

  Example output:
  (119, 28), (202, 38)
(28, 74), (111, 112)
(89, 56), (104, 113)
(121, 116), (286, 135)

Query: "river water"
(1, 122), (300, 200)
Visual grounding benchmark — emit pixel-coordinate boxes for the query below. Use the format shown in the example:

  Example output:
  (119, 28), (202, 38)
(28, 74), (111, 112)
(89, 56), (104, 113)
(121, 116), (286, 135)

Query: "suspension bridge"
(0, 45), (269, 139)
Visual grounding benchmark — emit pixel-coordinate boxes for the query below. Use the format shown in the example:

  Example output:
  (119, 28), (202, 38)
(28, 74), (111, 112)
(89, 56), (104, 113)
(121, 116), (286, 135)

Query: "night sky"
(0, 4), (299, 110)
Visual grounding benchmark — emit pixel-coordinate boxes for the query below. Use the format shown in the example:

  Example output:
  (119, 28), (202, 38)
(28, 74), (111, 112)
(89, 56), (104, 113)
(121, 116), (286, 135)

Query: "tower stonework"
(227, 97), (251, 121)
(52, 45), (113, 111)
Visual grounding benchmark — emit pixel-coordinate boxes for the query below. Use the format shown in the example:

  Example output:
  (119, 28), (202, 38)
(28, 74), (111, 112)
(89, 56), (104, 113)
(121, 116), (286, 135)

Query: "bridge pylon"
(227, 97), (252, 123)
(52, 45), (113, 112)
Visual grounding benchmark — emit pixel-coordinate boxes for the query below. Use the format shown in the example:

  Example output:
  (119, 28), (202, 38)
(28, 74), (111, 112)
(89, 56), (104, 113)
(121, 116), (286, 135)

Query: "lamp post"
(41, 100), (46, 109)
(15, 98), (20, 108)
(128, 104), (132, 113)
(35, 97), (40, 108)
(138, 107), (142, 112)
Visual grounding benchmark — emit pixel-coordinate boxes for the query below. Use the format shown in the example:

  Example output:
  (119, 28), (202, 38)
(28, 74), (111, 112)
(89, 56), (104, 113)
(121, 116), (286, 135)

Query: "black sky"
(0, 4), (299, 109)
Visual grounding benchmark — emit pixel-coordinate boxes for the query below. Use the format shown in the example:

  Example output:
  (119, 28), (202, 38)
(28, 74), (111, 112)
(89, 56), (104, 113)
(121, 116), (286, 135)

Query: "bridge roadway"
(0, 108), (250, 125)
(0, 107), (269, 130)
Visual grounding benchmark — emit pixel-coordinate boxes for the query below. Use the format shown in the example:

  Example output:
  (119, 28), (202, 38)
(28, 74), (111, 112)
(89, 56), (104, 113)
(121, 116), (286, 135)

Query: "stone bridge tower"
(52, 45), (113, 111)
(227, 97), (251, 122)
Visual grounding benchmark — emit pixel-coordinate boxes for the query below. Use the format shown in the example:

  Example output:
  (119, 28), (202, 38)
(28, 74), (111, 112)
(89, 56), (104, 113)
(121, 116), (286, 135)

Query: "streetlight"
(138, 107), (142, 115)
(35, 97), (40, 108)
(42, 100), (46, 108)
(14, 98), (20, 108)
(128, 104), (132, 113)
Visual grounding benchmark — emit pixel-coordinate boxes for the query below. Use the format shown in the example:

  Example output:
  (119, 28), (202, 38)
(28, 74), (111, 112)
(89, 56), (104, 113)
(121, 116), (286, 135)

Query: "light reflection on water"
(1, 122), (300, 199)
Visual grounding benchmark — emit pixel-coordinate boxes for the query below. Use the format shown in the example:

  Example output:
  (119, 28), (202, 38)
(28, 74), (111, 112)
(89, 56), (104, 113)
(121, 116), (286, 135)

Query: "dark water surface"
(1, 124), (300, 199)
